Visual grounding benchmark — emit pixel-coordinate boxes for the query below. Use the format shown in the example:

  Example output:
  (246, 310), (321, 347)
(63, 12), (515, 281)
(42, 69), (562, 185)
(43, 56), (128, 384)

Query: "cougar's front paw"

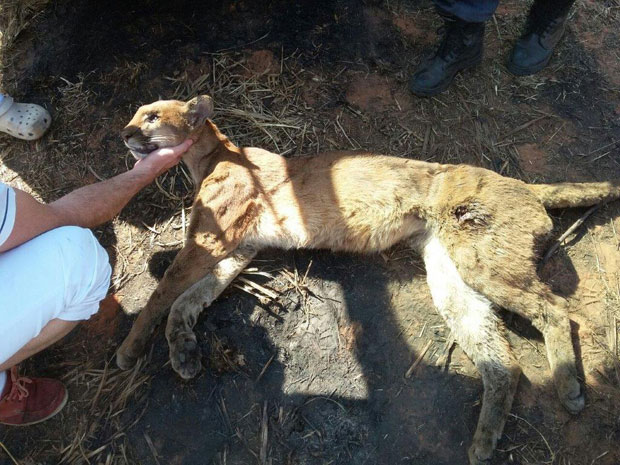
(169, 332), (203, 380)
(468, 431), (495, 465)
(556, 373), (585, 414)
(117, 348), (137, 370)
(116, 336), (142, 370)
(468, 425), (500, 465)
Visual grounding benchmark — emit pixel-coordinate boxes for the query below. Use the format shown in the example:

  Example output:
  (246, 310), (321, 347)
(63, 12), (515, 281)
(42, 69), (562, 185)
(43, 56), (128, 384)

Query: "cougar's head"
(121, 95), (214, 159)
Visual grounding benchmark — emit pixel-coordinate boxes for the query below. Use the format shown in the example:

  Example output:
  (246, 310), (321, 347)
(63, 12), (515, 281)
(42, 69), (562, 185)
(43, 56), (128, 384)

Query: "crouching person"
(0, 138), (192, 425)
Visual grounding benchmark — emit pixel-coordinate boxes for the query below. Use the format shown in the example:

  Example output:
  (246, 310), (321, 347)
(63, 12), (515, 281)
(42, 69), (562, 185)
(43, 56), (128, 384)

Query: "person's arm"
(0, 139), (193, 252)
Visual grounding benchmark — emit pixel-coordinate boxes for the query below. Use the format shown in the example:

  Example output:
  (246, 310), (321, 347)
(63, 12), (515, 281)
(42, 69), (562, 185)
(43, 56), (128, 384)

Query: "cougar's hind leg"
(480, 281), (584, 415)
(438, 188), (584, 415)
(166, 244), (258, 379)
(423, 236), (520, 465)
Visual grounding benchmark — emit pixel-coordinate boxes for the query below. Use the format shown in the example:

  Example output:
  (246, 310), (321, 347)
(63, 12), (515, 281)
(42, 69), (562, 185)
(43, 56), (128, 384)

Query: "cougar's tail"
(528, 180), (620, 209)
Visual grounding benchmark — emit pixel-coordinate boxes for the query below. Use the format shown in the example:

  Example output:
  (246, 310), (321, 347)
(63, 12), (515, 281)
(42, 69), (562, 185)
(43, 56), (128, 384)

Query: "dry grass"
(57, 359), (151, 464)
(174, 51), (319, 154)
(0, 0), (50, 51)
(0, 0), (50, 84)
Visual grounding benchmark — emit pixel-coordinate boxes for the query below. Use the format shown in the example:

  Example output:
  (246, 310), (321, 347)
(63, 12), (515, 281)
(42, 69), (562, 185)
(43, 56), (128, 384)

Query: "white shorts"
(0, 226), (111, 364)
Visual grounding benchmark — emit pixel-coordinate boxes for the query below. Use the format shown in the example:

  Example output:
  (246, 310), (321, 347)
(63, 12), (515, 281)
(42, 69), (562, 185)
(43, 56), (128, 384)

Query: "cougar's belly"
(331, 211), (427, 253)
(243, 204), (312, 250)
(243, 205), (427, 253)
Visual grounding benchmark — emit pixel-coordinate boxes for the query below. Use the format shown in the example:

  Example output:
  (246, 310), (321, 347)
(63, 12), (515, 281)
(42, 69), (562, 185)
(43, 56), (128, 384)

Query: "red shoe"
(0, 366), (68, 426)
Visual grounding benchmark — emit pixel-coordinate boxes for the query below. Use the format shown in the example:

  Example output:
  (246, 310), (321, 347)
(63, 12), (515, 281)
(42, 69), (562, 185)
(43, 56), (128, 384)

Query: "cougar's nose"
(121, 125), (138, 141)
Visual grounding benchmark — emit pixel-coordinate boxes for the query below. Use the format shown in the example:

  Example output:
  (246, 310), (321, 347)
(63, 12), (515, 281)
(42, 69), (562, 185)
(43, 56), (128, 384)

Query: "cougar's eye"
(146, 113), (159, 123)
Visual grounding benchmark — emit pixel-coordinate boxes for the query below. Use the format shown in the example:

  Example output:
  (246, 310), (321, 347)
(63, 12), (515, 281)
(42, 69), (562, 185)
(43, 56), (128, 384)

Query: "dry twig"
(405, 340), (433, 378)
(541, 205), (600, 266)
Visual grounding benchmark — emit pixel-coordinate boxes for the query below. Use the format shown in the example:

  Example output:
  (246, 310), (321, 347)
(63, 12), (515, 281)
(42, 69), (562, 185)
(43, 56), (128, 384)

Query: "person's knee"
(54, 226), (112, 320)
(74, 226), (111, 290)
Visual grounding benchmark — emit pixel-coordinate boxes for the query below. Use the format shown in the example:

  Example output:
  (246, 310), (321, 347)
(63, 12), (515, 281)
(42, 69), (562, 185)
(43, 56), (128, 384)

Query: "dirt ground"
(1, 0), (619, 464)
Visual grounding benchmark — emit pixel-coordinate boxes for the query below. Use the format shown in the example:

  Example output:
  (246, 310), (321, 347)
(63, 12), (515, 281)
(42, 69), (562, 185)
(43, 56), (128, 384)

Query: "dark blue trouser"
(433, 0), (499, 22)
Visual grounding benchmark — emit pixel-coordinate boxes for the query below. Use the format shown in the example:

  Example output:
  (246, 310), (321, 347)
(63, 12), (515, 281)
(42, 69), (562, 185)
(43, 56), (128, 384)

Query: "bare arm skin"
(0, 139), (193, 252)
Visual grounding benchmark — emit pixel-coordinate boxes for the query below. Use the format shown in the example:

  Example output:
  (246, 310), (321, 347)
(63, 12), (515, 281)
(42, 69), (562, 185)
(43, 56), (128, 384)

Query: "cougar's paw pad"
(170, 333), (203, 380)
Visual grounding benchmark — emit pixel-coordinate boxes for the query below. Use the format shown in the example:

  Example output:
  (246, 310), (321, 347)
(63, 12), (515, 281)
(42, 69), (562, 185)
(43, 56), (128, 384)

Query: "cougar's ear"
(186, 95), (214, 128)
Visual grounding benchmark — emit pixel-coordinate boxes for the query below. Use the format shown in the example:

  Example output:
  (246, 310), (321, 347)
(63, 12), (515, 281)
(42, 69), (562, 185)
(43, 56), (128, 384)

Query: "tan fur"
(118, 96), (620, 465)
(529, 181), (620, 208)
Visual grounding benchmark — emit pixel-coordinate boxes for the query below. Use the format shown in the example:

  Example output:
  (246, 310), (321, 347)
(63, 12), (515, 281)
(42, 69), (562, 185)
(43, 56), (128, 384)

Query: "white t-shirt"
(0, 182), (16, 247)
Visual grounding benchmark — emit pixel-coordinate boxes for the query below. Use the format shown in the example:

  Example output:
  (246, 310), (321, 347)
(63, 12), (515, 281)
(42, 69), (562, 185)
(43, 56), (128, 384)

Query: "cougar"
(117, 95), (620, 464)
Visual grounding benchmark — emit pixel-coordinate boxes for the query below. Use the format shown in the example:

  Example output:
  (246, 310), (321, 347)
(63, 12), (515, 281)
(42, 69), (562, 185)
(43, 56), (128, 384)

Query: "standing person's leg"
(0, 225), (111, 426)
(434, 0), (499, 23)
(0, 93), (52, 140)
(507, 0), (576, 75)
(409, 0), (499, 97)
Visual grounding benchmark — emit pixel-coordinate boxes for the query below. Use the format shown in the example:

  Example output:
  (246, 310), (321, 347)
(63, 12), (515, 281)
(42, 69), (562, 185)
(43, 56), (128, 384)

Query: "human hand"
(131, 139), (193, 179)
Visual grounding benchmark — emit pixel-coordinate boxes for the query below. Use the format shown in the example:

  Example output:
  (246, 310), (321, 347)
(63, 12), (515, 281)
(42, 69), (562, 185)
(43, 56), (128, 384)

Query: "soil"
(1, 1), (620, 465)
(515, 143), (548, 175)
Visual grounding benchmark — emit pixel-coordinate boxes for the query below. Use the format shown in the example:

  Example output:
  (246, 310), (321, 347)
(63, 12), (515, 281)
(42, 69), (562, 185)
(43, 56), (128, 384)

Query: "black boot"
(507, 0), (575, 76)
(409, 12), (485, 97)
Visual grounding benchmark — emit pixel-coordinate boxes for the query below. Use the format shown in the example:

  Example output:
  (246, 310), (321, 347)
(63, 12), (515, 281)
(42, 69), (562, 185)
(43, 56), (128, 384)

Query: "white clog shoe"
(0, 94), (52, 140)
